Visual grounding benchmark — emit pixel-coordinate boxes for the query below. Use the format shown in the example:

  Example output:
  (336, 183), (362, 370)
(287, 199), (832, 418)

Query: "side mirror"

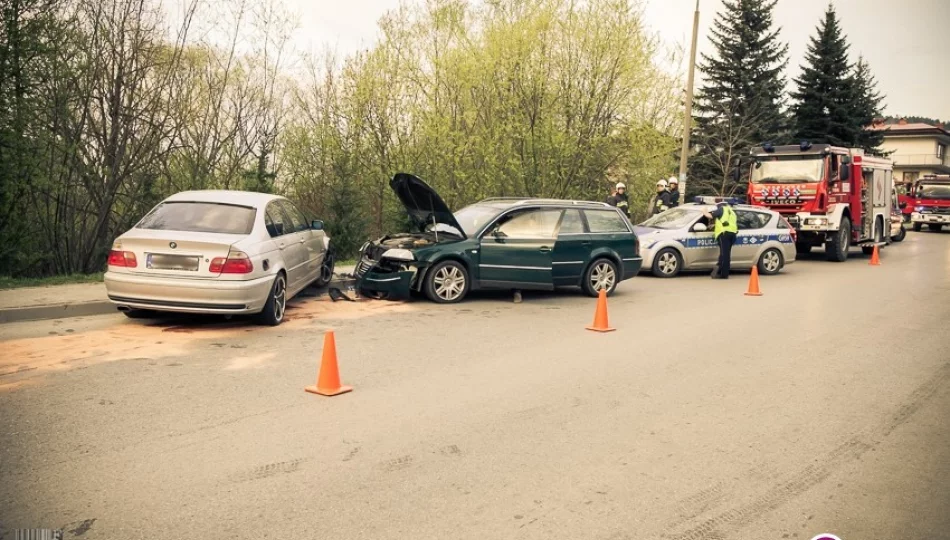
(692, 222), (708, 232)
(492, 229), (507, 240)
(841, 155), (852, 165)
(311, 220), (324, 230)
(839, 166), (850, 181)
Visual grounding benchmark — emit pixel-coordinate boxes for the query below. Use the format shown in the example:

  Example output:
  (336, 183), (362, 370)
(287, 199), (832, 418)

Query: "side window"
(736, 210), (770, 230)
(494, 209), (562, 238)
(265, 202), (289, 237)
(558, 209), (586, 235)
(585, 210), (629, 233)
(278, 201), (306, 233)
(286, 201), (312, 232)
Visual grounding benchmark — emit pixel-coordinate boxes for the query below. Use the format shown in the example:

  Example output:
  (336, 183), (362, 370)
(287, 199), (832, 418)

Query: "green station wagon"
(355, 173), (642, 303)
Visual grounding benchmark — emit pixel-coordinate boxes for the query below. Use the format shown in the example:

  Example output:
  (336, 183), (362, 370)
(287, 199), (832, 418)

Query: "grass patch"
(0, 272), (104, 290)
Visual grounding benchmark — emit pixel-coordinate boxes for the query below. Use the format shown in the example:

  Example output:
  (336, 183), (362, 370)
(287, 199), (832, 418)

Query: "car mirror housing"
(692, 222), (708, 232)
(311, 220), (324, 230)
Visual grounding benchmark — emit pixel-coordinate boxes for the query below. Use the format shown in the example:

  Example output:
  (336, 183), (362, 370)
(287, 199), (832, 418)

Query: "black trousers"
(715, 231), (737, 278)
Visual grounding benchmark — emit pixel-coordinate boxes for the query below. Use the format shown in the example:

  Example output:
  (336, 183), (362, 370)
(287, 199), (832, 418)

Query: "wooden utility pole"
(678, 0), (700, 200)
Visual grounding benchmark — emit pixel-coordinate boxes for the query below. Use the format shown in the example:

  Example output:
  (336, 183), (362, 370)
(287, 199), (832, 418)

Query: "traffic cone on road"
(869, 244), (881, 266)
(744, 266), (763, 297)
(305, 331), (353, 397)
(586, 289), (615, 333)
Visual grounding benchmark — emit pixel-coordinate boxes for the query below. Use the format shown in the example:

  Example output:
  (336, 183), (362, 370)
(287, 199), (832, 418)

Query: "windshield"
(916, 183), (950, 200)
(750, 157), (824, 184)
(451, 203), (506, 236)
(137, 202), (256, 234)
(640, 207), (701, 230)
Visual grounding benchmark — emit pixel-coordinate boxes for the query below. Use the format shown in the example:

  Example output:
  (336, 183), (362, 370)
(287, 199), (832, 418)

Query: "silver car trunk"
(116, 229), (244, 279)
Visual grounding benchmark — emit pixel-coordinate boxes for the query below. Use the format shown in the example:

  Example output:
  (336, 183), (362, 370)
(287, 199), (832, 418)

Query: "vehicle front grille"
(927, 207), (950, 215)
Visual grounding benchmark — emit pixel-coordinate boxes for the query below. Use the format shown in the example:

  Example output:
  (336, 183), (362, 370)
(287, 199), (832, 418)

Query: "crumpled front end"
(354, 241), (423, 300)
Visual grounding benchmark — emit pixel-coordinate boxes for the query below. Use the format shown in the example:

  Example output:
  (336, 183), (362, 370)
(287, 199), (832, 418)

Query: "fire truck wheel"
(892, 225), (906, 242)
(913, 222), (922, 232)
(825, 217), (851, 262)
(757, 248), (784, 275)
(651, 248), (683, 278)
(795, 242), (812, 255)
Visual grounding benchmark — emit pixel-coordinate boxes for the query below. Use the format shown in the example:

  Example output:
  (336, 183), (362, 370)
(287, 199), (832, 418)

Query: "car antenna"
(430, 193), (438, 242)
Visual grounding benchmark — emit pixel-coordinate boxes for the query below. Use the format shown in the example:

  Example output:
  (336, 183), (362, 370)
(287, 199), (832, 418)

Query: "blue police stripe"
(675, 233), (793, 249)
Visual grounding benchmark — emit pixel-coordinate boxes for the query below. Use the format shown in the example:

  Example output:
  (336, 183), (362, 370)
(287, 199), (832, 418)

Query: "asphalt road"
(1, 231), (949, 540)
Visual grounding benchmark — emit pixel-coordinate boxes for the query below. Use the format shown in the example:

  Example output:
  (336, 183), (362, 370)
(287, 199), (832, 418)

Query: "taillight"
(210, 251), (254, 274)
(108, 250), (137, 268)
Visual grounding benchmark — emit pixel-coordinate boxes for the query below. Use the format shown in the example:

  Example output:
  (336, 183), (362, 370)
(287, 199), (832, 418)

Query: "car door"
(266, 202), (308, 291)
(551, 209), (591, 287)
(734, 209), (771, 266)
(282, 200), (325, 283)
(478, 208), (560, 290)
(685, 215), (718, 268)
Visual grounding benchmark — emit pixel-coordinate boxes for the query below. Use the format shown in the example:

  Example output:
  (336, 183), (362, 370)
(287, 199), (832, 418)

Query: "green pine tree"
(690, 0), (789, 195)
(791, 4), (859, 147)
(850, 56), (886, 153)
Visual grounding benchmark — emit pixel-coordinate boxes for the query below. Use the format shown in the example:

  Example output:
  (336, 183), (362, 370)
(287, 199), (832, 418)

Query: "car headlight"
(805, 217), (828, 226)
(382, 248), (415, 261)
(914, 206), (924, 212)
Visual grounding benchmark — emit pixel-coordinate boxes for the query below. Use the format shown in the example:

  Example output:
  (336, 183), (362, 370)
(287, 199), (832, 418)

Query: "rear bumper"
(104, 271), (274, 314)
(622, 258), (642, 279)
(911, 212), (950, 224)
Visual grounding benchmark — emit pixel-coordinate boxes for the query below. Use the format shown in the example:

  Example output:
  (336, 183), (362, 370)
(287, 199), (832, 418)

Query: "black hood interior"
(390, 173), (465, 238)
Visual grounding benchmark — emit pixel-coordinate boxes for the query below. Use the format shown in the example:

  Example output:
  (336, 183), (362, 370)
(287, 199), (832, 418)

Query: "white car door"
(267, 202), (308, 291)
(283, 200), (326, 284)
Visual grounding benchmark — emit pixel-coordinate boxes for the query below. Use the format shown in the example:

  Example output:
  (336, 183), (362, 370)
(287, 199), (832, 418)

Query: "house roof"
(867, 122), (950, 137)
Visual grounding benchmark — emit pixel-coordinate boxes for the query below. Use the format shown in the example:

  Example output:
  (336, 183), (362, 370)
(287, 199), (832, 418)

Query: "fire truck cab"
(908, 174), (950, 232)
(747, 143), (893, 262)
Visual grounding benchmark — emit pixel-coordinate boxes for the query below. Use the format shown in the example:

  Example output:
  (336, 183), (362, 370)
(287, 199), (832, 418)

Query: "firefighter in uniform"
(606, 182), (630, 217)
(667, 177), (681, 207)
(652, 179), (672, 215)
(703, 201), (738, 279)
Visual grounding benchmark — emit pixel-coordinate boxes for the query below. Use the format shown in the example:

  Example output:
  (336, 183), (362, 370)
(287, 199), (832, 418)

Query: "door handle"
(278, 242), (286, 249)
(539, 246), (552, 253)
(299, 238), (306, 244)
(581, 241), (591, 246)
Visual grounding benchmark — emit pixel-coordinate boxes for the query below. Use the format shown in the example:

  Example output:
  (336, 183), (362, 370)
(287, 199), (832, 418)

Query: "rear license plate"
(147, 253), (200, 271)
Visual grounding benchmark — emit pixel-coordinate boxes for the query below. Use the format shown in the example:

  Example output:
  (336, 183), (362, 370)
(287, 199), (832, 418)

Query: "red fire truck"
(908, 174), (950, 232)
(746, 143), (893, 261)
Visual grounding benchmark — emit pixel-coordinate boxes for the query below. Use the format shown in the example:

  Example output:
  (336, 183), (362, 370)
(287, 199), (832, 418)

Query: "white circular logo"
(810, 535), (842, 540)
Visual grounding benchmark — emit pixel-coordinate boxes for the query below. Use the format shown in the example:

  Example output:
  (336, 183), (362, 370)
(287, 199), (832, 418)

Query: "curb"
(0, 274), (359, 325)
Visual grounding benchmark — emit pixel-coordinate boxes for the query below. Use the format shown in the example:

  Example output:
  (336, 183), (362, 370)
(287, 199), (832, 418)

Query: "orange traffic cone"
(744, 266), (763, 296)
(586, 289), (615, 333)
(305, 331), (353, 396)
(869, 244), (881, 266)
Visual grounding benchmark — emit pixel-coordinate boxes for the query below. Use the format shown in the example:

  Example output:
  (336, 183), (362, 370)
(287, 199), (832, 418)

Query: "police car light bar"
(693, 196), (741, 205)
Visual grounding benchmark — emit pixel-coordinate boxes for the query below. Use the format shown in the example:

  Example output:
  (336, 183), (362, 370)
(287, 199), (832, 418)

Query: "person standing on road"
(652, 179), (672, 215)
(667, 177), (681, 207)
(606, 182), (631, 218)
(704, 201), (738, 279)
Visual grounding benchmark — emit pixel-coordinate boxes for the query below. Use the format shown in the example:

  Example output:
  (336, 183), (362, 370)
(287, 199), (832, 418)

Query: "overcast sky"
(278, 0), (949, 120)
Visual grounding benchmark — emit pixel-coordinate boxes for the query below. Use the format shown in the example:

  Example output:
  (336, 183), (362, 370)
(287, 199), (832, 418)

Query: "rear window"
(137, 202), (256, 235)
(585, 210), (629, 233)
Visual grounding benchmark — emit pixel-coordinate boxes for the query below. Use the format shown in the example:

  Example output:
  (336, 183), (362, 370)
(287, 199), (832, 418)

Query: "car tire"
(424, 260), (470, 303)
(256, 273), (287, 326)
(892, 225), (906, 242)
(757, 248), (784, 275)
(861, 219), (884, 255)
(313, 246), (335, 288)
(651, 248), (682, 278)
(825, 217), (850, 262)
(913, 222), (922, 232)
(795, 242), (812, 255)
(582, 258), (619, 297)
(122, 309), (155, 319)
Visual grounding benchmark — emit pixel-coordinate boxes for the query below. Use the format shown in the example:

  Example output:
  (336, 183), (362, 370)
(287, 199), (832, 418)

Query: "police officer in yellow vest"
(703, 201), (738, 279)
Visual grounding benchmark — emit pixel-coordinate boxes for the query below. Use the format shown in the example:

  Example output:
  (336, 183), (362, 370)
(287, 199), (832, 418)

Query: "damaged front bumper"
(355, 255), (420, 300)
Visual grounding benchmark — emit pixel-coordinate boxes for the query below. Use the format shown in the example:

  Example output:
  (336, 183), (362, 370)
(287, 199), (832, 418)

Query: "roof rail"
(479, 197), (528, 202)
(477, 197), (612, 208)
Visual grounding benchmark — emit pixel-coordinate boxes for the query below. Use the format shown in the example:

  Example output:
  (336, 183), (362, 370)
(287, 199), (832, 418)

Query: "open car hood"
(390, 173), (466, 238)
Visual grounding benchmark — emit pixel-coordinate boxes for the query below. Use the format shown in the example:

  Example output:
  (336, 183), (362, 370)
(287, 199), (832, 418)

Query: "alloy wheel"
(320, 253), (334, 283)
(273, 276), (286, 322)
(658, 252), (678, 275)
(590, 261), (616, 291)
(433, 265), (465, 301)
(762, 250), (781, 273)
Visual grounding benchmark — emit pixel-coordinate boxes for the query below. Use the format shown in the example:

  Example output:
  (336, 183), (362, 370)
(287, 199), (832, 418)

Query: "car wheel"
(825, 217), (850, 262)
(651, 248), (682, 278)
(757, 248), (784, 275)
(256, 273), (287, 326)
(913, 222), (922, 232)
(122, 309), (155, 319)
(314, 247), (335, 288)
(582, 258), (619, 297)
(424, 260), (470, 303)
(892, 225), (906, 242)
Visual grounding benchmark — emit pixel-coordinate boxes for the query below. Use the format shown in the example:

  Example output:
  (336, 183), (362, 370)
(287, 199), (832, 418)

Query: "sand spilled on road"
(0, 297), (414, 390)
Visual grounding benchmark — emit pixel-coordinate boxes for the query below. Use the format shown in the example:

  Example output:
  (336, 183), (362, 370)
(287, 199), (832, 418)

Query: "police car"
(635, 197), (797, 278)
